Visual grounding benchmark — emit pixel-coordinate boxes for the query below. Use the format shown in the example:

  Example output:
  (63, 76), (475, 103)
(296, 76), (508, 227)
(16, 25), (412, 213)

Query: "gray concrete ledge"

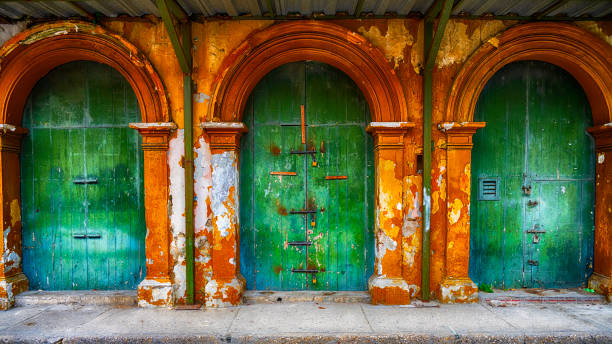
(15, 290), (137, 307)
(0, 302), (610, 343)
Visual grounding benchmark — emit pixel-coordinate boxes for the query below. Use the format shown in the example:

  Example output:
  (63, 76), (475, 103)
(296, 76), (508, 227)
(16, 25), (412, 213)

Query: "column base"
(0, 273), (28, 310)
(204, 275), (246, 308)
(138, 278), (173, 308)
(440, 277), (478, 303)
(589, 272), (611, 302)
(368, 275), (412, 305)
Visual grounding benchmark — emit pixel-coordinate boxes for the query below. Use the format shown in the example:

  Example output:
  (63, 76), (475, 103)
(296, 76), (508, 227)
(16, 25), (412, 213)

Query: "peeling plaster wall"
(168, 130), (187, 304)
(193, 135), (213, 303)
(1, 18), (610, 304)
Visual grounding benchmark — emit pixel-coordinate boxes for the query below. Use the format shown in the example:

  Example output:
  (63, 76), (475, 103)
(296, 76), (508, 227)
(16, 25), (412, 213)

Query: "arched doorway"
(469, 61), (595, 289)
(239, 61), (375, 291)
(21, 61), (145, 290)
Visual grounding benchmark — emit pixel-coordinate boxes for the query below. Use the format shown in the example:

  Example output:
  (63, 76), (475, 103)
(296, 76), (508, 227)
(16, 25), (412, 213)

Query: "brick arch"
(211, 21), (408, 122)
(0, 21), (169, 125)
(446, 22), (612, 125)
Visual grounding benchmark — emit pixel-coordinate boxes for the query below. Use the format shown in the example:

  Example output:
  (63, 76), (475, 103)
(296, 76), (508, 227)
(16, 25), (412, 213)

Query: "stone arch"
(210, 21), (408, 123)
(0, 21), (175, 309)
(0, 21), (169, 125)
(446, 22), (612, 124)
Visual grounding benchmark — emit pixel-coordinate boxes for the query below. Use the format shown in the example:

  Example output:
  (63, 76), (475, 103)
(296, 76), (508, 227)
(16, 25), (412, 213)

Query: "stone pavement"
(0, 299), (611, 343)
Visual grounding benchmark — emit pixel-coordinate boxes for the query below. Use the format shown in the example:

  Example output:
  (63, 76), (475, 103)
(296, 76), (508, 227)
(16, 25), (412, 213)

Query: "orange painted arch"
(0, 21), (169, 125)
(211, 21), (408, 123)
(446, 22), (612, 125)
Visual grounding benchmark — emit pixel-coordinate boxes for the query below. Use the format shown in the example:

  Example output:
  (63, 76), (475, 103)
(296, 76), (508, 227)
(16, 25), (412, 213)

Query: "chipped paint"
(599, 152), (605, 164)
(137, 279), (173, 308)
(440, 278), (478, 303)
(168, 130), (187, 304)
(436, 20), (511, 68)
(576, 22), (612, 47)
(358, 20), (414, 69)
(194, 136), (213, 303)
(9, 199), (19, 227)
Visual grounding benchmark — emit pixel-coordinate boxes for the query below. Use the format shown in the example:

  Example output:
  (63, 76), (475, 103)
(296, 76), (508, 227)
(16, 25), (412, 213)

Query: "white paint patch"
(449, 206), (461, 224)
(201, 122), (246, 129)
(368, 122), (413, 128)
(438, 122), (455, 132)
(211, 151), (238, 239)
(599, 153), (605, 164)
(129, 122), (177, 130)
(194, 93), (210, 103)
(561, 186), (566, 194)
(422, 188), (431, 233)
(194, 136), (212, 235)
(3, 250), (20, 273)
(168, 130), (187, 302)
(0, 22), (27, 47)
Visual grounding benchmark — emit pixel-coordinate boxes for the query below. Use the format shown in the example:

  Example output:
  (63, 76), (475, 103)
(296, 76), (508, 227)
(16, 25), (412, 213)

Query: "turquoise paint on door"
(21, 61), (145, 290)
(470, 61), (595, 289)
(240, 61), (375, 290)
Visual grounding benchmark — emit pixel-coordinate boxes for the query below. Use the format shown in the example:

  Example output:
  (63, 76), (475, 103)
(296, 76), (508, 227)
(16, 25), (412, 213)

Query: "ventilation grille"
(478, 178), (500, 201)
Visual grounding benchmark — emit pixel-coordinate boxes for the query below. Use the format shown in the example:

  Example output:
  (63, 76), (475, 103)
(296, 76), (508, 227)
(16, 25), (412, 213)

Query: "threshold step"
(15, 290), (137, 307)
(479, 288), (605, 306)
(243, 290), (371, 304)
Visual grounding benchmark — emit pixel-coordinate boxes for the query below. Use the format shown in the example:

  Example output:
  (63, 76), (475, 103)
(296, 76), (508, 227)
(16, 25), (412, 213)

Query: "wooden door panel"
(470, 61), (594, 289)
(240, 61), (373, 290)
(21, 61), (145, 290)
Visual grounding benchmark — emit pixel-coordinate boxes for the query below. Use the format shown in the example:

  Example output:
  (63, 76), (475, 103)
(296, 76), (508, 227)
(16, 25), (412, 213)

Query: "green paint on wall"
(21, 61), (145, 290)
(240, 62), (374, 291)
(470, 61), (595, 289)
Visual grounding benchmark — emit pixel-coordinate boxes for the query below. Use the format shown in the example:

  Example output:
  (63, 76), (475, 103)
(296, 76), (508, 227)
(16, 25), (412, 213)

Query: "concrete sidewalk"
(0, 301), (611, 343)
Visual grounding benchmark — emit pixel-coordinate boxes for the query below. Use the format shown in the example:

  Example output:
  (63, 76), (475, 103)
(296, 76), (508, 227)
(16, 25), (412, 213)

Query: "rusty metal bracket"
(292, 269), (319, 273)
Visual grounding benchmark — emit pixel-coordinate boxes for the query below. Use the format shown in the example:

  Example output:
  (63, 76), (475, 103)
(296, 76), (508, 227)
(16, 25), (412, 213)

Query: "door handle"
(73, 178), (98, 185)
(73, 233), (101, 239)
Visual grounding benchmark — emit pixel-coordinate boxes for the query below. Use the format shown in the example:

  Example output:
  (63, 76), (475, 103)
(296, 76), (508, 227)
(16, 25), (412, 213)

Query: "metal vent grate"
(478, 178), (500, 201)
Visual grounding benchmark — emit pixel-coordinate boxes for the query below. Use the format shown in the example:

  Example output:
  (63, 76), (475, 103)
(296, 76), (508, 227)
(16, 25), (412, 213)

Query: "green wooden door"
(470, 61), (595, 289)
(240, 61), (374, 290)
(21, 61), (145, 290)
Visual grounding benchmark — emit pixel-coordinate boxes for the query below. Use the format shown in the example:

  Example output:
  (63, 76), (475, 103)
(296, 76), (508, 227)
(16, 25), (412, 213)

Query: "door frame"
(440, 22), (612, 302)
(201, 21), (418, 307)
(0, 21), (175, 309)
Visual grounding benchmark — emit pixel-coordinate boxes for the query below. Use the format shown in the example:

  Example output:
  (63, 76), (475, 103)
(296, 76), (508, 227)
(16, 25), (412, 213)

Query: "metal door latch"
(527, 200), (539, 207)
(526, 224), (546, 234)
(73, 233), (101, 239)
(522, 185), (532, 195)
(73, 178), (98, 185)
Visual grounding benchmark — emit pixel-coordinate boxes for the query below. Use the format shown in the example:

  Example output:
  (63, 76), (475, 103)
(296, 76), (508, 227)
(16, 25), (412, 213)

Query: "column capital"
(129, 122), (177, 151)
(438, 122), (486, 150)
(587, 123), (612, 152)
(201, 122), (248, 154)
(366, 122), (415, 150)
(0, 124), (28, 153)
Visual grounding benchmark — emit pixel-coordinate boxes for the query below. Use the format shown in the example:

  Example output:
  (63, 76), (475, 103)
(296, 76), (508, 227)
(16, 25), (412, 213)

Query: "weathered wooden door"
(240, 61), (374, 290)
(21, 61), (145, 290)
(470, 61), (595, 289)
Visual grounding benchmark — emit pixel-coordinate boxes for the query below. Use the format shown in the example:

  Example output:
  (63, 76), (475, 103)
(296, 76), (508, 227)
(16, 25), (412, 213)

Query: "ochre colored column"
(0, 125), (28, 310)
(588, 124), (612, 302)
(438, 122), (485, 303)
(130, 122), (177, 308)
(367, 122), (415, 305)
(201, 122), (247, 308)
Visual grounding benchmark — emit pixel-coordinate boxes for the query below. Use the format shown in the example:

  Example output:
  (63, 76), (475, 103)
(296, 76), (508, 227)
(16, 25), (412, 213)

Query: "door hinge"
(527, 260), (539, 266)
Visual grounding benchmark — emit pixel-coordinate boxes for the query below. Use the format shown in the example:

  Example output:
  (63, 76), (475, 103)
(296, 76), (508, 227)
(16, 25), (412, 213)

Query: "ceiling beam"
(155, 0), (191, 74)
(536, 0), (570, 19)
(425, 0), (453, 70)
(353, 0), (364, 17)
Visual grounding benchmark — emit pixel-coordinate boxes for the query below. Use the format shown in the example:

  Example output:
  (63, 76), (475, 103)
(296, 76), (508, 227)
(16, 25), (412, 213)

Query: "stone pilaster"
(201, 122), (247, 307)
(130, 122), (177, 308)
(0, 125), (28, 310)
(366, 122), (415, 305)
(438, 122), (485, 303)
(588, 124), (612, 302)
